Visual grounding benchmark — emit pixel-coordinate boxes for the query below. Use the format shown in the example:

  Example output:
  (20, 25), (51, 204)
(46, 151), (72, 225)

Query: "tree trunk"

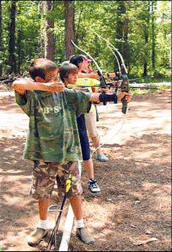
(38, 1), (45, 57)
(115, 2), (129, 72)
(143, 1), (150, 77)
(44, 0), (55, 61)
(64, 0), (75, 60)
(16, 3), (23, 74)
(151, 0), (155, 69)
(0, 0), (3, 76)
(143, 32), (148, 77)
(116, 2), (125, 53)
(9, 0), (16, 74)
(17, 28), (23, 74)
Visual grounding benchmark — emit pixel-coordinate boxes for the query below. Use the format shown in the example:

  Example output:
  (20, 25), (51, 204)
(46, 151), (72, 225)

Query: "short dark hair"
(59, 63), (78, 83)
(69, 55), (86, 68)
(29, 58), (57, 80)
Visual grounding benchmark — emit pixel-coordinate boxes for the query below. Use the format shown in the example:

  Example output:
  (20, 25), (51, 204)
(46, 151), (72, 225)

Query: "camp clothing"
(77, 114), (90, 161)
(99, 93), (117, 103)
(15, 89), (91, 162)
(76, 78), (100, 89)
(30, 160), (82, 200)
(85, 112), (97, 138)
(68, 78), (100, 114)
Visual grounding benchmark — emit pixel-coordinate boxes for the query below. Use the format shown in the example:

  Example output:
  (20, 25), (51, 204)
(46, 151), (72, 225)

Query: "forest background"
(0, 0), (171, 83)
(0, 1), (171, 251)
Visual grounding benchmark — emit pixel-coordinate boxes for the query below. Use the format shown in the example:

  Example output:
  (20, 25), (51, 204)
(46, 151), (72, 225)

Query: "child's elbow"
(13, 80), (26, 94)
(13, 81), (18, 90)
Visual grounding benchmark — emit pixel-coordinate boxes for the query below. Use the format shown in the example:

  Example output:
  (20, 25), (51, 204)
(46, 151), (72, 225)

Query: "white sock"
(76, 219), (85, 229)
(37, 219), (49, 230)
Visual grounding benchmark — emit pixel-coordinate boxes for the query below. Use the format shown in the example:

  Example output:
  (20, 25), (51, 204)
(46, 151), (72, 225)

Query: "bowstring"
(90, 101), (128, 158)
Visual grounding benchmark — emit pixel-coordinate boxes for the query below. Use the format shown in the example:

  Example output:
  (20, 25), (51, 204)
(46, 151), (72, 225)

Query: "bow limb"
(93, 33), (129, 114)
(71, 40), (107, 88)
(94, 32), (122, 77)
(94, 32), (123, 93)
(107, 41), (128, 75)
(71, 40), (102, 75)
(93, 32), (128, 74)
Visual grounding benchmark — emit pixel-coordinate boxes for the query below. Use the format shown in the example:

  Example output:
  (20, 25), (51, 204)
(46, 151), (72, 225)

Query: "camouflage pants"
(30, 160), (82, 200)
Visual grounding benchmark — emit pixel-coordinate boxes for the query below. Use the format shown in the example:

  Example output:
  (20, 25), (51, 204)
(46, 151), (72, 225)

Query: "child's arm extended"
(89, 92), (132, 104)
(78, 72), (98, 79)
(13, 78), (65, 95)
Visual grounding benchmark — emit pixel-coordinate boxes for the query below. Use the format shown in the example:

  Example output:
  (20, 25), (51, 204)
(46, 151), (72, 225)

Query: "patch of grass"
(130, 86), (170, 96)
(134, 76), (171, 84)
(131, 89), (152, 96)
(159, 85), (171, 91)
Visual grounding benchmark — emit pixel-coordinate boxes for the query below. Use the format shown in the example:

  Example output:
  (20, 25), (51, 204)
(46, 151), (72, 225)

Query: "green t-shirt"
(15, 89), (91, 162)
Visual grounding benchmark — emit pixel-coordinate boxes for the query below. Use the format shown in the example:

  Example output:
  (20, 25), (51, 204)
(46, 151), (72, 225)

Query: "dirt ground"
(0, 87), (171, 251)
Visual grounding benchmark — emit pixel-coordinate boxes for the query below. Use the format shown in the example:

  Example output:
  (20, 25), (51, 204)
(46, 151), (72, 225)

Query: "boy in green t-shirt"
(13, 58), (95, 247)
(13, 58), (132, 247)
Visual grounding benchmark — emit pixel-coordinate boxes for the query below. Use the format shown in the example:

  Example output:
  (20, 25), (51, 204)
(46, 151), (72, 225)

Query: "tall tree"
(16, 2), (23, 74)
(0, 0), (170, 77)
(9, 0), (16, 74)
(44, 0), (55, 60)
(0, 0), (3, 76)
(115, 1), (129, 71)
(150, 0), (156, 69)
(64, 0), (75, 59)
(143, 1), (150, 77)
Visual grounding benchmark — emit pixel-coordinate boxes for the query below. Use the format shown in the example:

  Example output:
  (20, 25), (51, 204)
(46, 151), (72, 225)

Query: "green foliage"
(159, 85), (171, 91)
(134, 74), (170, 83)
(0, 0), (170, 79)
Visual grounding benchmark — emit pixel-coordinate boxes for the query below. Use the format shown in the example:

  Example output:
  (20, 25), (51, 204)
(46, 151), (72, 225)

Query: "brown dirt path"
(0, 89), (171, 251)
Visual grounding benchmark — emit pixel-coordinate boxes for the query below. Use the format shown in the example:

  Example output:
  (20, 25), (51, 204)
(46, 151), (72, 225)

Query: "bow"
(93, 33), (129, 114)
(71, 39), (129, 113)
(71, 40), (107, 88)
(94, 32), (122, 79)
(70, 39), (128, 152)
